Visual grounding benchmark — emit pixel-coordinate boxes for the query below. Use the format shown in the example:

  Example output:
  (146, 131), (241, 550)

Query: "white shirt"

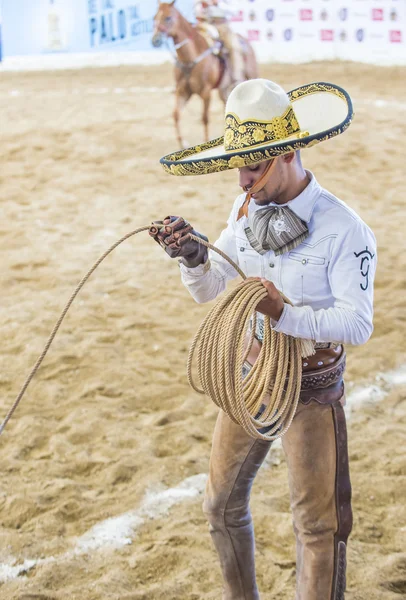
(179, 171), (377, 345)
(195, 0), (232, 21)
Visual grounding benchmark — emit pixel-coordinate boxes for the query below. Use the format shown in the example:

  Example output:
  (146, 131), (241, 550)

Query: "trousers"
(202, 387), (352, 599)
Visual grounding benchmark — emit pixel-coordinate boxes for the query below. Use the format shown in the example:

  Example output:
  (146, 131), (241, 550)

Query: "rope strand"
(0, 226), (314, 439)
(0, 226), (150, 436)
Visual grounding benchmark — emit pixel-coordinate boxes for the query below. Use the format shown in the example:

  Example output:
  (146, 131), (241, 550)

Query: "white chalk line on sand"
(359, 98), (406, 111)
(0, 473), (207, 583)
(0, 364), (405, 583)
(3, 87), (406, 111)
(345, 365), (406, 414)
(5, 86), (174, 98)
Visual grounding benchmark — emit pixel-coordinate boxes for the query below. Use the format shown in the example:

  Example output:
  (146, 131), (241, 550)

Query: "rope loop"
(0, 225), (314, 439)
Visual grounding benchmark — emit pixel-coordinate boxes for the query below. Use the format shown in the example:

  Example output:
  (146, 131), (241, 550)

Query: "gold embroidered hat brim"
(160, 82), (353, 176)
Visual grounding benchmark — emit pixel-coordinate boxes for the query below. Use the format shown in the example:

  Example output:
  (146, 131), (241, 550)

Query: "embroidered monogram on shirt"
(354, 246), (375, 290)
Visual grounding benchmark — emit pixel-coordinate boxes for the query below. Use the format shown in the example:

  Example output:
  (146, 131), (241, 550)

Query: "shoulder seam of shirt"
(318, 190), (360, 224)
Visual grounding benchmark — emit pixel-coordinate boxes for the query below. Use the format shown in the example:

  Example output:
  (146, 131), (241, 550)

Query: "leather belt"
(302, 345), (343, 372)
(243, 335), (346, 393)
(301, 349), (346, 390)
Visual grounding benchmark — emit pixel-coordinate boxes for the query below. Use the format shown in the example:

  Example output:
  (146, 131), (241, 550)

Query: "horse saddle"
(195, 23), (221, 50)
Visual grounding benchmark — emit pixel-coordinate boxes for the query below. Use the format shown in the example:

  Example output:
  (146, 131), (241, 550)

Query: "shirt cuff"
(178, 258), (211, 279)
(272, 303), (289, 332)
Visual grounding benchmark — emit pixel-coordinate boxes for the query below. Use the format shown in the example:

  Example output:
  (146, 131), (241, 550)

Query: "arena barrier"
(0, 0), (405, 66)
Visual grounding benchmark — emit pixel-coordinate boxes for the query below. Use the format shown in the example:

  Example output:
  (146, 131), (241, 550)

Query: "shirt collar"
(247, 170), (321, 224)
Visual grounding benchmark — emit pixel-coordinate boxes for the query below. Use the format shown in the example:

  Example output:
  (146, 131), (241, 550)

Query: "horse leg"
(218, 84), (227, 106)
(218, 67), (233, 104)
(201, 90), (211, 142)
(174, 89), (192, 148)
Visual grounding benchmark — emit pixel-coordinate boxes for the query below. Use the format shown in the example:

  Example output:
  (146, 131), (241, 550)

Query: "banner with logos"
(0, 0), (405, 65)
(228, 0), (406, 64)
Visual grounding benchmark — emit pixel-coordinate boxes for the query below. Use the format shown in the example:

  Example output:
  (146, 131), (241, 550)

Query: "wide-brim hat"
(160, 79), (353, 176)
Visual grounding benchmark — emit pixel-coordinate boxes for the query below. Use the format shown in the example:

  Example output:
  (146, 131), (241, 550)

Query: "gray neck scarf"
(245, 205), (309, 256)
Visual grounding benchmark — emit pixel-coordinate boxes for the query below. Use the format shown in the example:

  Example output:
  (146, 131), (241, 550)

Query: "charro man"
(151, 79), (377, 599)
(195, 0), (245, 88)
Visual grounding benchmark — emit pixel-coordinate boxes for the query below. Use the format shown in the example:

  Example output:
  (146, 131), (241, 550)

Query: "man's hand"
(149, 216), (208, 268)
(254, 278), (285, 322)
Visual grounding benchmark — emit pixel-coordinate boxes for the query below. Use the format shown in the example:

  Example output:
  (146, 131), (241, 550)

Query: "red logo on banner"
(321, 29), (334, 41)
(390, 30), (402, 43)
(247, 30), (261, 42)
(300, 9), (313, 21)
(372, 8), (384, 21)
(231, 10), (244, 22)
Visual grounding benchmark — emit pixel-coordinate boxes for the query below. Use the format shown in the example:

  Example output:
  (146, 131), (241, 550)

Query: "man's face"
(238, 159), (284, 205)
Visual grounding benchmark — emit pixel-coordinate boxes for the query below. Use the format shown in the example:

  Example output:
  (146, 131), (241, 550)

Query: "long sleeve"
(179, 206), (241, 303)
(273, 221), (377, 345)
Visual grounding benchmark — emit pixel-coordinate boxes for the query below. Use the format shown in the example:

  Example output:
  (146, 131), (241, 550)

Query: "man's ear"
(282, 152), (295, 164)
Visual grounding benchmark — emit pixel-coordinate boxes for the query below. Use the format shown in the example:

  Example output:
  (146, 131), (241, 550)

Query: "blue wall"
(0, 0), (194, 57)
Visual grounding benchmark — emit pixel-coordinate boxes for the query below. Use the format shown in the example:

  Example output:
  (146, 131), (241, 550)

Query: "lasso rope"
(0, 226), (313, 439)
(187, 234), (313, 441)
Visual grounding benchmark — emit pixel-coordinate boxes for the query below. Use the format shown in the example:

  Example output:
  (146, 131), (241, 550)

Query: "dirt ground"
(0, 61), (405, 599)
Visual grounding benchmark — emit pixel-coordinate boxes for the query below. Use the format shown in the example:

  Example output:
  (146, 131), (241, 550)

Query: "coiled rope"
(187, 234), (313, 441)
(0, 226), (313, 440)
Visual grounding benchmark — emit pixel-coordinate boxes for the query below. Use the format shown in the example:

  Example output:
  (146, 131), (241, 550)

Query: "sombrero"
(160, 79), (353, 176)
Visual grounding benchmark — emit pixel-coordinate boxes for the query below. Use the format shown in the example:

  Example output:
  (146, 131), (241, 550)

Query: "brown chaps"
(202, 383), (352, 599)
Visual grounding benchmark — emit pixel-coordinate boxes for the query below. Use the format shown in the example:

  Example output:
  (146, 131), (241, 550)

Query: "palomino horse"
(152, 0), (258, 147)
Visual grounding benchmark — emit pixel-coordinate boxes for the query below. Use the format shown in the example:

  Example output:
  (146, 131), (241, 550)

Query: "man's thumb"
(261, 278), (276, 295)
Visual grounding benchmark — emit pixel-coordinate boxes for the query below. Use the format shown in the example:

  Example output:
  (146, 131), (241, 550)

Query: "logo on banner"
(339, 8), (348, 21)
(88, 1), (152, 47)
(390, 30), (402, 43)
(284, 28), (293, 41)
(249, 11), (257, 21)
(267, 29), (274, 41)
(390, 9), (398, 21)
(321, 29), (334, 41)
(46, 0), (67, 50)
(231, 11), (244, 22)
(300, 9), (313, 21)
(320, 9), (328, 20)
(266, 9), (275, 22)
(339, 30), (347, 41)
(372, 8), (384, 21)
(248, 30), (261, 42)
(356, 29), (365, 42)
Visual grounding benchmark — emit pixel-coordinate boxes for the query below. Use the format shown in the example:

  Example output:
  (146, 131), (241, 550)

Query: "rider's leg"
(216, 23), (245, 85)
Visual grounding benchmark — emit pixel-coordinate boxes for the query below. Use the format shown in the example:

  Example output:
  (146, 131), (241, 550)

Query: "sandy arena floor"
(0, 61), (405, 599)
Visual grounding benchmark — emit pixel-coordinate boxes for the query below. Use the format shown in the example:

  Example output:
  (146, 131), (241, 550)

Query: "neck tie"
(245, 205), (309, 256)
